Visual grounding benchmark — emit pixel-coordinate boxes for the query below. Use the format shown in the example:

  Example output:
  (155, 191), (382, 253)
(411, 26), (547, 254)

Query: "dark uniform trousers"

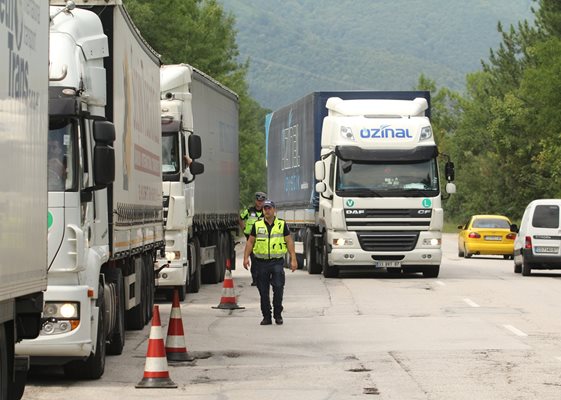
(255, 258), (285, 319)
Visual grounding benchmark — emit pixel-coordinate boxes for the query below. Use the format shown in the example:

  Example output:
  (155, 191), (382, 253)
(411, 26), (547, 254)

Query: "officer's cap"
(255, 191), (267, 200)
(263, 200), (275, 208)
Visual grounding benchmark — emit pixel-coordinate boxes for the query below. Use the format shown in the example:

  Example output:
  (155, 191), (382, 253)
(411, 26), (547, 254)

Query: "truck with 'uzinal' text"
(1, 1), (49, 398)
(265, 91), (456, 279)
(17, 0), (163, 380)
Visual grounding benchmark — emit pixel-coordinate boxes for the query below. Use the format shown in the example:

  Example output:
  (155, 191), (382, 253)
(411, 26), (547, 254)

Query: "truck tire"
(514, 260), (522, 273)
(188, 237), (202, 293)
(305, 229), (322, 274)
(64, 284), (106, 379)
(218, 232), (227, 282)
(321, 235), (339, 278)
(0, 323), (9, 400)
(422, 265), (440, 278)
(105, 268), (125, 355)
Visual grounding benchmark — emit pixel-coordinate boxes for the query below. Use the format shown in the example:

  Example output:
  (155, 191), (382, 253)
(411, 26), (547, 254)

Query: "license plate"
(485, 236), (502, 241)
(376, 261), (401, 268)
(535, 246), (559, 254)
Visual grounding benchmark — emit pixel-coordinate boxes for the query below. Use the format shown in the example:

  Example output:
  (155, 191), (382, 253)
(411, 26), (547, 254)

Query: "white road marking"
(463, 298), (480, 307)
(435, 280), (445, 286)
(503, 324), (528, 337)
(556, 356), (561, 362)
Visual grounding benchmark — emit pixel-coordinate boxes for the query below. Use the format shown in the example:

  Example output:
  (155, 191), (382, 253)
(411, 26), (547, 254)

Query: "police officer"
(243, 200), (297, 325)
(239, 191), (267, 285)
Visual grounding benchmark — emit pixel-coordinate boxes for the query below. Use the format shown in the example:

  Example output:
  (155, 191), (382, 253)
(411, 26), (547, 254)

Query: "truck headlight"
(41, 302), (80, 335)
(165, 251), (180, 261)
(422, 238), (441, 246)
(333, 238), (353, 246)
(43, 302), (79, 319)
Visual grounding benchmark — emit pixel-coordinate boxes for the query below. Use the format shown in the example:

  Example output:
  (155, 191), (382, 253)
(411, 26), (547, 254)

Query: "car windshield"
(472, 218), (510, 229)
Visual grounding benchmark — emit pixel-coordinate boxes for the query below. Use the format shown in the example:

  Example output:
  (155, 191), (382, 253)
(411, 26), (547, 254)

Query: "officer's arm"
(239, 209), (247, 230)
(243, 235), (256, 269)
(285, 234), (298, 272)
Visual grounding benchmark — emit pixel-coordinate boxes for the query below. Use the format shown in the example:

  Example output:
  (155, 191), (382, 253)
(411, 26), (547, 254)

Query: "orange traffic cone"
(165, 288), (194, 362)
(136, 305), (177, 389)
(212, 259), (245, 310)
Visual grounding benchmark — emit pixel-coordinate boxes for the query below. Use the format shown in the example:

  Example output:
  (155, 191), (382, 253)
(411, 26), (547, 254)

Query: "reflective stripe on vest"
(253, 218), (287, 259)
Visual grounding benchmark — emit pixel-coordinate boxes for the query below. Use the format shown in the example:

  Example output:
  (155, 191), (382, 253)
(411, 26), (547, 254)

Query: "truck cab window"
(162, 133), (179, 174)
(48, 118), (76, 191)
(336, 158), (439, 196)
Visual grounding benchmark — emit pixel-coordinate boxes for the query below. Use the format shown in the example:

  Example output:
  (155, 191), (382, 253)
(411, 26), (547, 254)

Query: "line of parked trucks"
(2, 0), (458, 398)
(2, 1), (238, 398)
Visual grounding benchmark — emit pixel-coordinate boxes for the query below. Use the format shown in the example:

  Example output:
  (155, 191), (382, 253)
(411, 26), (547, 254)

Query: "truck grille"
(357, 231), (419, 252)
(344, 208), (432, 230)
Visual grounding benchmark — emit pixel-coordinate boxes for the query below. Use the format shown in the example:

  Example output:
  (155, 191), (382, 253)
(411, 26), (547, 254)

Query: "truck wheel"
(0, 323), (9, 400)
(422, 266), (440, 278)
(64, 285), (106, 379)
(321, 236), (339, 278)
(218, 232), (227, 282)
(458, 246), (464, 257)
(188, 238), (202, 293)
(202, 233), (220, 284)
(305, 229), (322, 274)
(105, 268), (125, 355)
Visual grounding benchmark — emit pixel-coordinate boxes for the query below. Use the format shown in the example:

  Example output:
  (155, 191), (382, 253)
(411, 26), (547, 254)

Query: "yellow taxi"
(457, 215), (516, 259)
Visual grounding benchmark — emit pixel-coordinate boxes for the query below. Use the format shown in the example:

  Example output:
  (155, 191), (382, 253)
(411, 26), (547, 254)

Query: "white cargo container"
(17, 1), (163, 380)
(0, 1), (49, 398)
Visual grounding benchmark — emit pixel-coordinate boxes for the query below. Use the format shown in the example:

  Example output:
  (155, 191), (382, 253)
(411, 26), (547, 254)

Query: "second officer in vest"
(243, 199), (297, 325)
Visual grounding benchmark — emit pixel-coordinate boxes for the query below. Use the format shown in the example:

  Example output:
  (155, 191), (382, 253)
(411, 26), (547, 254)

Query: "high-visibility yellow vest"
(253, 218), (287, 259)
(240, 207), (263, 235)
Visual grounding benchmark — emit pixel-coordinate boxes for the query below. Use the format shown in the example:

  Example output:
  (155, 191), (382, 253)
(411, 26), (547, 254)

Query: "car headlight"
(43, 302), (79, 319)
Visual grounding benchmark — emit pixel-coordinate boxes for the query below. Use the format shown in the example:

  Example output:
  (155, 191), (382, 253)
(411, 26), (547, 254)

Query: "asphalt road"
(22, 233), (561, 399)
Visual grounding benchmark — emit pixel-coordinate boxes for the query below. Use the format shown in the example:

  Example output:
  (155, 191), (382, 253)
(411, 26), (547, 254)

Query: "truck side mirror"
(315, 160), (325, 181)
(315, 182), (326, 193)
(92, 120), (115, 187)
(183, 161), (204, 184)
(189, 160), (204, 176)
(445, 161), (455, 181)
(93, 120), (116, 144)
(188, 134), (202, 160)
(94, 145), (115, 186)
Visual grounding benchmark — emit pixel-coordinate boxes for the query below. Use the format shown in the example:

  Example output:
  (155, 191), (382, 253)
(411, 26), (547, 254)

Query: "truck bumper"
(327, 231), (442, 268)
(15, 285), (93, 360)
(156, 259), (187, 287)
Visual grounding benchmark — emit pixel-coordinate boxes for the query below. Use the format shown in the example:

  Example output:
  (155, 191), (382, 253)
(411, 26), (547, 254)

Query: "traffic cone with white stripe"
(212, 259), (245, 310)
(165, 287), (194, 362)
(136, 305), (177, 389)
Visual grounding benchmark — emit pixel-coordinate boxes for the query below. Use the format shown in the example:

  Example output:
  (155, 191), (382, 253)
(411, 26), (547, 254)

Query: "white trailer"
(16, 1), (163, 380)
(157, 64), (239, 299)
(0, 1), (49, 398)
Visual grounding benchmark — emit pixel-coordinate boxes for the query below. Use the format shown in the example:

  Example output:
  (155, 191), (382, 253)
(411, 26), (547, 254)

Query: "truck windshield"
(48, 118), (76, 192)
(162, 133), (179, 174)
(335, 158), (439, 197)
